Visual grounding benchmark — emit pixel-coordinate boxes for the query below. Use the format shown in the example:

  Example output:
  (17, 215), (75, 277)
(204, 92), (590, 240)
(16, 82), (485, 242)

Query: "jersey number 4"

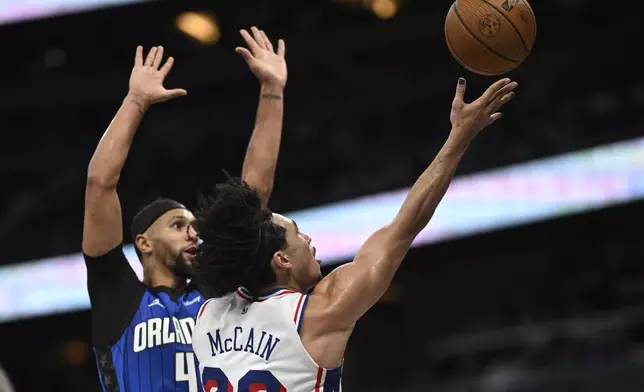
(203, 367), (287, 392)
(176, 352), (199, 391)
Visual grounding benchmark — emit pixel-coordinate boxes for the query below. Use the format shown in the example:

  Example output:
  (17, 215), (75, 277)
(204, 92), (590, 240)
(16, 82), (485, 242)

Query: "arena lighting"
(2, 136), (644, 322)
(0, 0), (154, 25)
(370, 0), (399, 19)
(332, 0), (399, 19)
(176, 11), (220, 45)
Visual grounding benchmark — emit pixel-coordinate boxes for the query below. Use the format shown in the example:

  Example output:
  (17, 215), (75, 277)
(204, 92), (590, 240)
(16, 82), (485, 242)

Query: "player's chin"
(313, 259), (322, 275)
(171, 257), (194, 279)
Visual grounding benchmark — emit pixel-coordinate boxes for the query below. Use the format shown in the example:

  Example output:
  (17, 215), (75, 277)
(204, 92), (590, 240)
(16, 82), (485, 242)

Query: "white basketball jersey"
(193, 287), (342, 392)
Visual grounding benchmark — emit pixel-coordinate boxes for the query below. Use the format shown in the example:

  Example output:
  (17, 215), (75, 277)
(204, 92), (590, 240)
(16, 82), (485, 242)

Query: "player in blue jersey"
(82, 27), (288, 392)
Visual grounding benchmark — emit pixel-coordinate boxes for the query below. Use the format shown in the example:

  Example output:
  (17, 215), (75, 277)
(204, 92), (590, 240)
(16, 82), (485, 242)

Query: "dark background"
(1, 0), (643, 390)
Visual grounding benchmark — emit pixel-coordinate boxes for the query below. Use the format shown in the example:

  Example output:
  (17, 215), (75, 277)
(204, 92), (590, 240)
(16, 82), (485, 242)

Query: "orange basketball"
(445, 0), (536, 75)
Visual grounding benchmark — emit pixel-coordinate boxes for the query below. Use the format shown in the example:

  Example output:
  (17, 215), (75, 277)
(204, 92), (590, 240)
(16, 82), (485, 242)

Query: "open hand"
(449, 77), (517, 142)
(128, 46), (187, 109)
(236, 27), (287, 89)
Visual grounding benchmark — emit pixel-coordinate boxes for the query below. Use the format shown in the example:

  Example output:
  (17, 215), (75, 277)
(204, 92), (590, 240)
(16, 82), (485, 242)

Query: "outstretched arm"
(237, 27), (288, 208)
(82, 46), (187, 257)
(314, 77), (519, 327)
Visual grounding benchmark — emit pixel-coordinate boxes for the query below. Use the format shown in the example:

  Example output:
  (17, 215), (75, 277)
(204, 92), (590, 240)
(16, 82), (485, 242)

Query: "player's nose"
(186, 224), (198, 241)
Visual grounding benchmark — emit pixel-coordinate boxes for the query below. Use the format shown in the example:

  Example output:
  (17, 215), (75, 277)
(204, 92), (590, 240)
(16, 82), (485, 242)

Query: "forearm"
(349, 131), (469, 286)
(326, 138), (468, 323)
(87, 95), (147, 187)
(393, 131), (470, 237)
(241, 83), (284, 206)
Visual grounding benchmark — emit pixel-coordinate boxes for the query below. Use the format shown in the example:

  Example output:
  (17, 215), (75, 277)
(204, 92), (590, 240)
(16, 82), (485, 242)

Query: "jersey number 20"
(203, 367), (287, 392)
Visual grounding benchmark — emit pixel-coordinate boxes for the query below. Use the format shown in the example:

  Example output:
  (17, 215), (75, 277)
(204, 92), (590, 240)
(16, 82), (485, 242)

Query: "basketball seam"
(480, 0), (530, 53)
(453, 5), (520, 64)
(522, 1), (537, 45)
(445, 23), (500, 75)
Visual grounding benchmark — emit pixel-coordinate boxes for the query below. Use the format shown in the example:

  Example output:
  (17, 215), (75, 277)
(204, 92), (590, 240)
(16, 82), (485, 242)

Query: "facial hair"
(171, 250), (193, 280)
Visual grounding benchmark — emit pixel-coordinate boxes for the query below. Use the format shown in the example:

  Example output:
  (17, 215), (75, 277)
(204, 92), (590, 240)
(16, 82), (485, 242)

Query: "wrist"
(445, 129), (472, 155)
(125, 93), (151, 113)
(260, 83), (284, 97)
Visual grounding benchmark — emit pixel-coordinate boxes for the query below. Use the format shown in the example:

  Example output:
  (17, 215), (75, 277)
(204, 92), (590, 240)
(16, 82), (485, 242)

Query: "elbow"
(86, 172), (119, 190)
(253, 184), (273, 207)
(86, 157), (120, 190)
(242, 173), (273, 202)
(255, 184), (273, 202)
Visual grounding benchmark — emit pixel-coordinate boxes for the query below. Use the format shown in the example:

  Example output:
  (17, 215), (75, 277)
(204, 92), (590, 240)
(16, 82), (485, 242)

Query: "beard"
(171, 251), (193, 280)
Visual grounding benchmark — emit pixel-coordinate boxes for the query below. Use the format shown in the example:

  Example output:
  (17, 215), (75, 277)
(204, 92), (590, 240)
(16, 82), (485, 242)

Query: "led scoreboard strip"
(1, 136), (644, 322)
(0, 0), (153, 25)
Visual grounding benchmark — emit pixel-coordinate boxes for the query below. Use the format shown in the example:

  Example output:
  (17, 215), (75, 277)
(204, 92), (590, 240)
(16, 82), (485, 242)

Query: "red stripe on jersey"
(314, 367), (324, 392)
(236, 290), (252, 301)
(275, 290), (297, 298)
(293, 294), (305, 324)
(198, 299), (213, 320)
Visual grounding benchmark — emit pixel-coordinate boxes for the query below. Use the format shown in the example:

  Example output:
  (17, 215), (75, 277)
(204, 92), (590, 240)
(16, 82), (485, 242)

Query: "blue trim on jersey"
(260, 287), (283, 296)
(297, 295), (310, 335)
(323, 364), (343, 392)
(236, 289), (253, 301)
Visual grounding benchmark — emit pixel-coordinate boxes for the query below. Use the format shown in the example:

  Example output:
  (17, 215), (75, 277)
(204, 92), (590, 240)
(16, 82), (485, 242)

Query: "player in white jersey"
(195, 287), (340, 391)
(192, 77), (519, 391)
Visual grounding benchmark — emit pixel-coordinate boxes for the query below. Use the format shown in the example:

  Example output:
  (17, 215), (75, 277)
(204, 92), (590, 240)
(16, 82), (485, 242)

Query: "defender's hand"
(128, 46), (187, 109)
(236, 27), (287, 89)
(449, 77), (517, 142)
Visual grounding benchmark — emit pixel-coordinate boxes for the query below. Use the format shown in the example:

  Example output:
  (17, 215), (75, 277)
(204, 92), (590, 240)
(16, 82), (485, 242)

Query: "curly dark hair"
(193, 176), (287, 298)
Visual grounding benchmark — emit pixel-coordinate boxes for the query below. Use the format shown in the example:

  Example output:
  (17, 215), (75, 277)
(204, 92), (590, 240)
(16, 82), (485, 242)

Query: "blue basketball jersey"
(85, 245), (205, 392)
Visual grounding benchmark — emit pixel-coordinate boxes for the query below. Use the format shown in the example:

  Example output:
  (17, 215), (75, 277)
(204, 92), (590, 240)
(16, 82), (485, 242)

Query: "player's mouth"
(184, 246), (197, 262)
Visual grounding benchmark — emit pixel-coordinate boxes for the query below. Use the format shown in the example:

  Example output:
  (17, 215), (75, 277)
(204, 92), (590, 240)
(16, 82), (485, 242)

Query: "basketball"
(445, 0), (536, 75)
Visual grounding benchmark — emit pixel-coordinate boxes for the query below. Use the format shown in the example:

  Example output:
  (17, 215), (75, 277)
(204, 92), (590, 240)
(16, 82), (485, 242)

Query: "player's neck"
(143, 261), (186, 291)
(265, 280), (305, 295)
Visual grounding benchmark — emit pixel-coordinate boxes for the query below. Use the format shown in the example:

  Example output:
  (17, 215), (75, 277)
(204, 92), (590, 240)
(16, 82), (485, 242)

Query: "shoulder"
(302, 267), (358, 332)
(196, 293), (235, 320)
(92, 287), (150, 346)
(181, 289), (206, 316)
(83, 243), (128, 266)
(309, 263), (354, 304)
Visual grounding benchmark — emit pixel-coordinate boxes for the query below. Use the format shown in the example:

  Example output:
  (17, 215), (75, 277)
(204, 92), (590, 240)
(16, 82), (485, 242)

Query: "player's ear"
(136, 233), (152, 255)
(271, 251), (292, 271)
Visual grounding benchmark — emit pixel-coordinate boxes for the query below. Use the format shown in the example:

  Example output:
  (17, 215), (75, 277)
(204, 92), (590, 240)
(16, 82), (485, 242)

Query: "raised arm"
(236, 27), (288, 208)
(314, 77), (518, 327)
(82, 46), (187, 256)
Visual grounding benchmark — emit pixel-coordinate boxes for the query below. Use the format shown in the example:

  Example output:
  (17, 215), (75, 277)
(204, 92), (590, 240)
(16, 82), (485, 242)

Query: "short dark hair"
(194, 177), (286, 298)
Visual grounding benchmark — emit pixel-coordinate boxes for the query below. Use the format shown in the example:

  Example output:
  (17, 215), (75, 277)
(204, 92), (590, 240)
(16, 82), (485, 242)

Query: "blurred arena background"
(0, 0), (643, 390)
